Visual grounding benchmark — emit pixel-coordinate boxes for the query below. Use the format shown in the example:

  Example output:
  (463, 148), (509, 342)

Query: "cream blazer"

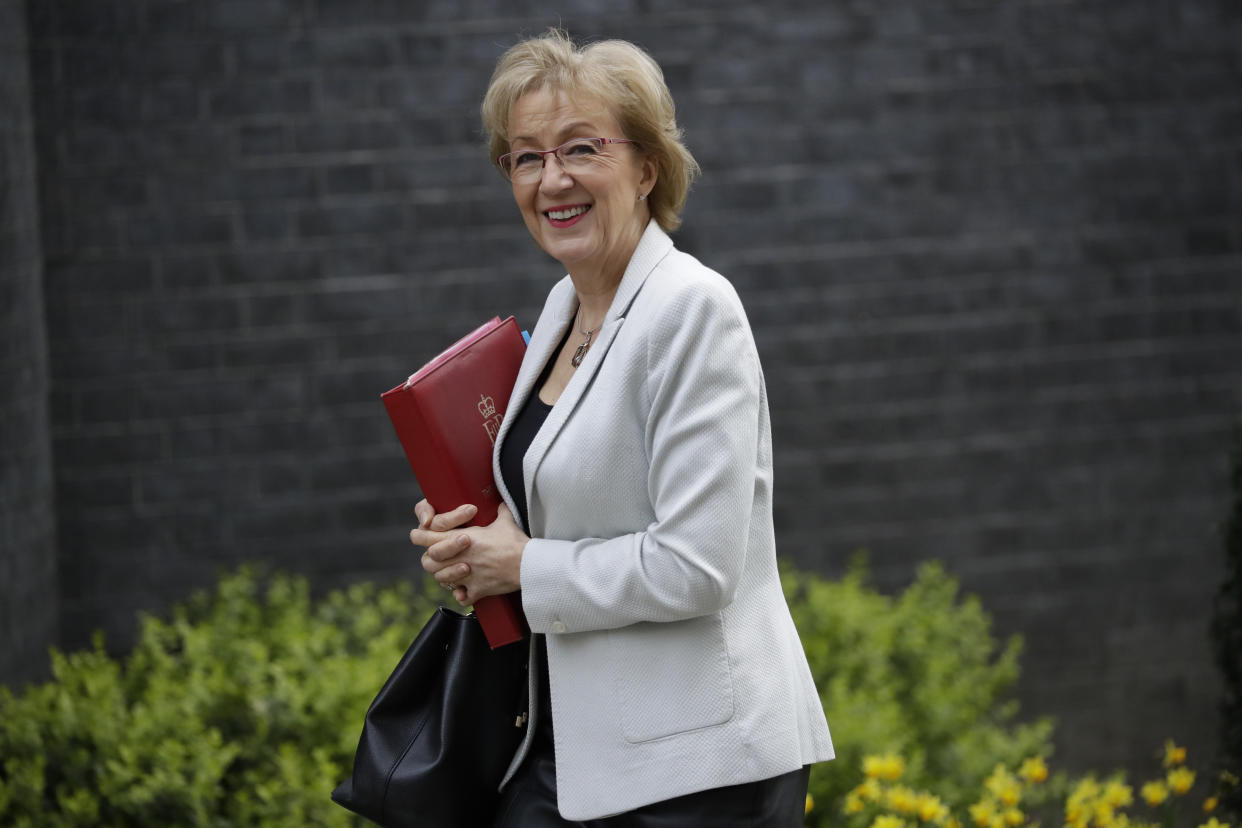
(491, 222), (834, 820)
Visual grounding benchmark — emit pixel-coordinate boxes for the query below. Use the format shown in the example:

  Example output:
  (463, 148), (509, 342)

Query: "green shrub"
(784, 557), (1055, 826)
(0, 568), (441, 827)
(0, 559), (1051, 826)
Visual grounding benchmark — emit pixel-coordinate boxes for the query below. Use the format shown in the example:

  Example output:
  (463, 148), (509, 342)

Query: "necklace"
(571, 306), (599, 367)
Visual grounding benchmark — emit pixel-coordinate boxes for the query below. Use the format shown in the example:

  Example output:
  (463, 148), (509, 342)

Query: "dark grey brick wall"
(1, 0), (58, 685)
(18, 0), (1242, 778)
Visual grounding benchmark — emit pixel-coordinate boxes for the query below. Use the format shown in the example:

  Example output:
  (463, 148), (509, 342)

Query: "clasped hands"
(410, 500), (529, 606)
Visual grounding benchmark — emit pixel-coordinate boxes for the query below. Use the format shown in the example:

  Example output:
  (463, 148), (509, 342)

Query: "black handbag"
(332, 607), (529, 828)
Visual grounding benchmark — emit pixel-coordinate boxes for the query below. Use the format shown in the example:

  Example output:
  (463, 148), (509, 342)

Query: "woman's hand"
(410, 499), (476, 604)
(413, 499), (477, 534)
(410, 500), (529, 606)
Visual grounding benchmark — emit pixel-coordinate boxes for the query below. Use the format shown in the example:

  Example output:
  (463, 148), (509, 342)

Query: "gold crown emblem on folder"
(477, 394), (497, 419)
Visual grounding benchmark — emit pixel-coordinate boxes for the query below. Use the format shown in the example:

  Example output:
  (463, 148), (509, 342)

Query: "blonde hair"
(481, 28), (699, 232)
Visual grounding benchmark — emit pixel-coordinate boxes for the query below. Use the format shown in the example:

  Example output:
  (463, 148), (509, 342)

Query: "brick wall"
(0, 0), (58, 684)
(18, 0), (1242, 777)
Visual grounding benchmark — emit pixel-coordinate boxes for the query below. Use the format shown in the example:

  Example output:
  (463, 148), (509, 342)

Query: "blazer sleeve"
(518, 273), (764, 634)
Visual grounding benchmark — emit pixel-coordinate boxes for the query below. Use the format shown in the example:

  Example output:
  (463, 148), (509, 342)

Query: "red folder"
(382, 316), (529, 648)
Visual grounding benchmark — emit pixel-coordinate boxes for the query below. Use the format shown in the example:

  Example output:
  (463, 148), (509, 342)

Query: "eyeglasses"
(496, 137), (635, 182)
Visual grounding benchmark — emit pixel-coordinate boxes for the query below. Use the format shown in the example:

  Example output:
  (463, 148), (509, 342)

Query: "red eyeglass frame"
(496, 137), (635, 179)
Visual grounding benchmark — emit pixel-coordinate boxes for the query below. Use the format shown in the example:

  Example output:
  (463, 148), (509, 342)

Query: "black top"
(497, 331), (567, 744)
(498, 392), (551, 533)
(498, 325), (568, 529)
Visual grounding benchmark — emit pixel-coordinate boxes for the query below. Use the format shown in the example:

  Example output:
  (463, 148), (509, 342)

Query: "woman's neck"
(565, 219), (646, 329)
(569, 274), (619, 331)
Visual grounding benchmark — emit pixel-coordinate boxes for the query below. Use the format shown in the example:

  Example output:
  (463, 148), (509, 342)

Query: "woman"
(411, 29), (834, 827)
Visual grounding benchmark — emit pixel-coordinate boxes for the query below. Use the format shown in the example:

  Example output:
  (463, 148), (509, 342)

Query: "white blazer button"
(551, 621), (567, 634)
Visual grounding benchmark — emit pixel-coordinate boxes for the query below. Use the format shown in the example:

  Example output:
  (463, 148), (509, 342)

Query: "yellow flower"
(806, 792), (815, 814)
(887, 785), (921, 815)
(1091, 799), (1116, 828)
(916, 792), (950, 824)
(1204, 797), (1218, 813)
(1141, 781), (1169, 807)
(1019, 757), (1049, 784)
(844, 792), (865, 814)
(1163, 740), (1187, 768)
(1002, 807), (1024, 826)
(873, 816), (907, 828)
(946, 819), (961, 828)
(866, 754), (908, 782)
(1103, 780), (1134, 809)
(1070, 778), (1102, 806)
(858, 778), (884, 802)
(1168, 767), (1195, 795)
(986, 766), (1023, 807)
(970, 800), (998, 828)
(1198, 819), (1230, 828)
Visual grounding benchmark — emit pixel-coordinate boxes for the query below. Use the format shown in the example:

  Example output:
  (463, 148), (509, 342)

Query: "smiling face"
(506, 87), (657, 283)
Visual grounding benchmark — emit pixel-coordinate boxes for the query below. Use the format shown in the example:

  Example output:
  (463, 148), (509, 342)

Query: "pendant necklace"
(571, 306), (599, 367)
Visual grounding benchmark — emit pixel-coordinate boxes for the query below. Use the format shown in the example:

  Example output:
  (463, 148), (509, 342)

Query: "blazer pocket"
(607, 614), (736, 743)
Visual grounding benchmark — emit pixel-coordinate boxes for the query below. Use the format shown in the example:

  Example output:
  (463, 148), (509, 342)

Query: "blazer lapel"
(520, 222), (675, 534)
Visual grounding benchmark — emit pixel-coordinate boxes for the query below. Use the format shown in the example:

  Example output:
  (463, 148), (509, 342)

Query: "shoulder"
(541, 274), (576, 313)
(529, 275), (576, 334)
(637, 244), (750, 329)
(632, 244), (760, 384)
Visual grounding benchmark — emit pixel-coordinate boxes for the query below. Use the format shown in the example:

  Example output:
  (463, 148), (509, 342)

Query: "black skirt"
(493, 750), (809, 827)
